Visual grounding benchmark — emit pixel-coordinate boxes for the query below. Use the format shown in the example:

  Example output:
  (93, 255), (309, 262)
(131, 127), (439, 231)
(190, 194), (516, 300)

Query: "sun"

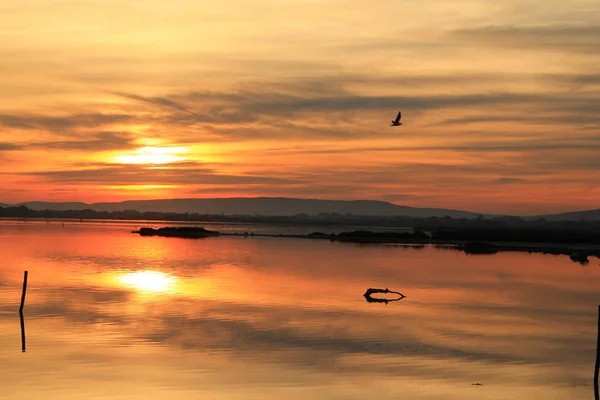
(113, 146), (187, 165)
(119, 271), (176, 293)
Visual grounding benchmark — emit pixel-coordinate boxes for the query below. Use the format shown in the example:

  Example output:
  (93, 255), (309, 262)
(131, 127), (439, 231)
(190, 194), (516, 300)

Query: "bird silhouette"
(390, 111), (402, 126)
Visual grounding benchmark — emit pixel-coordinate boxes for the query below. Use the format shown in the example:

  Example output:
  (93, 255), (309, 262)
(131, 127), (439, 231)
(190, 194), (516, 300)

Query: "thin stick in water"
(19, 271), (28, 313)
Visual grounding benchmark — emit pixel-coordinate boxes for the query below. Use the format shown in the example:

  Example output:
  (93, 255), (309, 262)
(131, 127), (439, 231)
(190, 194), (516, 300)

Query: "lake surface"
(0, 220), (599, 400)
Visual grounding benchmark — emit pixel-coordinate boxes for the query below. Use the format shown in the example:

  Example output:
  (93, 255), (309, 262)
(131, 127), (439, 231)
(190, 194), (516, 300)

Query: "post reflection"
(19, 310), (25, 353)
(19, 270), (28, 353)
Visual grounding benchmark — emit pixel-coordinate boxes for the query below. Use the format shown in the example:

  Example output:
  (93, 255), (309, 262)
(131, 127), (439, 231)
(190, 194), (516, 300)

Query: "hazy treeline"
(432, 227), (600, 244)
(1, 205), (600, 231)
(331, 228), (600, 245)
(129, 225), (600, 249)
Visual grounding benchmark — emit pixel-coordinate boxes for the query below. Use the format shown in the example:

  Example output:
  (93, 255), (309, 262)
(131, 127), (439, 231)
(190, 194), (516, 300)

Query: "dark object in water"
(363, 287), (405, 304)
(307, 231), (331, 238)
(334, 230), (429, 243)
(457, 242), (498, 255)
(570, 252), (589, 266)
(134, 226), (220, 239)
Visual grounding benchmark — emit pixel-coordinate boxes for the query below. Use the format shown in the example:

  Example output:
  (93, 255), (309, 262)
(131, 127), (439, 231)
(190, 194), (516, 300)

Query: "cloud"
(192, 184), (358, 198)
(1, 132), (137, 153)
(114, 92), (193, 114)
(552, 73), (600, 87)
(262, 133), (600, 155)
(451, 24), (600, 54)
(182, 89), (538, 116)
(438, 113), (600, 126)
(15, 136), (597, 198)
(29, 131), (136, 151)
(148, 76), (600, 136)
(21, 161), (303, 186)
(0, 113), (134, 133)
(0, 142), (21, 151)
(2, 72), (599, 145)
(491, 177), (525, 184)
(288, 160), (600, 188)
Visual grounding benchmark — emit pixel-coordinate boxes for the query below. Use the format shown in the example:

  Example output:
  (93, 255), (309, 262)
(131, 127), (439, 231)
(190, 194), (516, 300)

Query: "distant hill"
(3, 197), (599, 221)
(5, 197), (485, 219)
(537, 209), (600, 221)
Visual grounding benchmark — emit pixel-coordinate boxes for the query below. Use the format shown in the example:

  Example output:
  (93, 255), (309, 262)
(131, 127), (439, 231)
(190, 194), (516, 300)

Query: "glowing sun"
(113, 146), (186, 165)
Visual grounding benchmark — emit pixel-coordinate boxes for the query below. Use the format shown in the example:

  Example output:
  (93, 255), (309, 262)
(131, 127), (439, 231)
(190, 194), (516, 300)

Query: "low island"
(132, 226), (600, 265)
(133, 226), (220, 238)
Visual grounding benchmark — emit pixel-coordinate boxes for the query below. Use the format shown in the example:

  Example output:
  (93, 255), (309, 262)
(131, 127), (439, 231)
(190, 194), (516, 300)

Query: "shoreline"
(132, 227), (600, 265)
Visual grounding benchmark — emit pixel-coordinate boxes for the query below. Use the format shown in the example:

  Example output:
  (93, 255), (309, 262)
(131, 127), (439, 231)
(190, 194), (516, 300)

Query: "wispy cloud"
(491, 177), (525, 185)
(21, 162), (303, 186)
(31, 132), (136, 151)
(451, 24), (600, 54)
(0, 113), (134, 133)
(0, 142), (21, 151)
(114, 92), (193, 114)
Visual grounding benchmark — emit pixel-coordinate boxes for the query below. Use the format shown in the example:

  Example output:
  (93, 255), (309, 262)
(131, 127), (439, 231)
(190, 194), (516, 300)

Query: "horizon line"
(1, 196), (598, 218)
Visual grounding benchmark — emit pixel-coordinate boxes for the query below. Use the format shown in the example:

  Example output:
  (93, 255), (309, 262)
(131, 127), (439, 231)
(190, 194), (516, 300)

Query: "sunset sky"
(1, 0), (599, 215)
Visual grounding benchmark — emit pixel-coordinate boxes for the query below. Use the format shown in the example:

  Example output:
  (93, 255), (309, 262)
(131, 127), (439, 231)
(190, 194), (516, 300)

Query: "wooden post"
(19, 271), (28, 313)
(19, 271), (28, 352)
(594, 305), (599, 400)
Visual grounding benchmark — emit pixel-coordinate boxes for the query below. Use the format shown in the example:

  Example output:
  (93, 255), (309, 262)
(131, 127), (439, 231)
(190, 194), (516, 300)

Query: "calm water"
(0, 220), (599, 400)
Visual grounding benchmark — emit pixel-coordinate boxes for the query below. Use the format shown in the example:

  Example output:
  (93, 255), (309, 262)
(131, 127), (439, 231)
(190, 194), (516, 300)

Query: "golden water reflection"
(118, 271), (177, 294)
(0, 221), (599, 399)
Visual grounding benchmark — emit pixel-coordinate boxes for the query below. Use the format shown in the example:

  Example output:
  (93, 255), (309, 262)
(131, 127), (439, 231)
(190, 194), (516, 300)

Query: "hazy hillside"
(8, 197), (484, 218)
(3, 197), (599, 220)
(537, 209), (600, 221)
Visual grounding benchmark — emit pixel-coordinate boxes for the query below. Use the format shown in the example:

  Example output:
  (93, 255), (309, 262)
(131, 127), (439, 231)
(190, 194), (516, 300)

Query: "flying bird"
(390, 111), (402, 126)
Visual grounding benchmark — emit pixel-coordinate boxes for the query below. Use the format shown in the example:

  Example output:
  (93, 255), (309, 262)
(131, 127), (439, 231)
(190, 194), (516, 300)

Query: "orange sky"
(0, 0), (599, 215)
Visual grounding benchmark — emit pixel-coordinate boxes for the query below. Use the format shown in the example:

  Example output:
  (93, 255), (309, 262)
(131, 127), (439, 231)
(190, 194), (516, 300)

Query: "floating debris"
(457, 242), (498, 255)
(569, 252), (590, 266)
(363, 287), (405, 304)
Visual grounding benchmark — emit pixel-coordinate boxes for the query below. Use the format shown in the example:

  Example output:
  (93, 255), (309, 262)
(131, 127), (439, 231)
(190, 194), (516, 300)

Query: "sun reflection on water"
(118, 271), (176, 293)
